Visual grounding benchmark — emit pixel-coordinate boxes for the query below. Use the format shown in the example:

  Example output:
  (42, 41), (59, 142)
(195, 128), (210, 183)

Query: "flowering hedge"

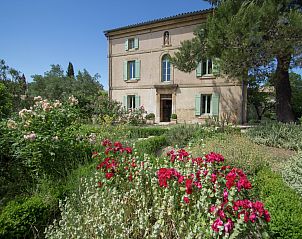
(46, 139), (270, 238)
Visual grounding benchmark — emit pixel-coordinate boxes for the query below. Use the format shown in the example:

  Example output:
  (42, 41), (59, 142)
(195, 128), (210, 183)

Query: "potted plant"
(171, 113), (177, 124)
(145, 113), (155, 125)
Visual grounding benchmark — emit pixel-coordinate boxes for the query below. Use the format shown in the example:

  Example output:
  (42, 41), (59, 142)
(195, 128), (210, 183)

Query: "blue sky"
(0, 0), (211, 89)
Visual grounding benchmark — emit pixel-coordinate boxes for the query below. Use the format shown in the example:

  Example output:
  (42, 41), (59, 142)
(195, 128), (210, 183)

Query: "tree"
(290, 72), (302, 119)
(171, 0), (302, 122)
(0, 59), (27, 113)
(28, 64), (104, 118)
(0, 83), (13, 118)
(67, 62), (75, 78)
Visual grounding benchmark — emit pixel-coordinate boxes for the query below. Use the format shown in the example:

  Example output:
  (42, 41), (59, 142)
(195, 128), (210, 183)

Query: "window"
(196, 59), (213, 77)
(123, 95), (141, 110)
(123, 60), (140, 81)
(201, 95), (212, 114)
(127, 95), (136, 110)
(128, 38), (135, 50)
(128, 61), (136, 79)
(195, 93), (220, 116)
(125, 38), (139, 51)
(161, 55), (171, 82)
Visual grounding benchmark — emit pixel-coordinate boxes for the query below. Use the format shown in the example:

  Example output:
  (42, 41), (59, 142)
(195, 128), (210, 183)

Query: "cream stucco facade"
(104, 9), (247, 124)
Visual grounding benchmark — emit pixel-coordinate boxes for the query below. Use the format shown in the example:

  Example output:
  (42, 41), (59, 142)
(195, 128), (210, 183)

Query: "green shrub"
(135, 135), (167, 156)
(254, 168), (302, 239)
(127, 126), (168, 139)
(247, 122), (302, 150)
(171, 113), (177, 119)
(145, 113), (155, 120)
(283, 151), (302, 197)
(164, 124), (216, 148)
(0, 196), (55, 239)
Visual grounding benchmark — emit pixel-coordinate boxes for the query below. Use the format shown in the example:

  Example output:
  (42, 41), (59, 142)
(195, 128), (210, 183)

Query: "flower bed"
(46, 139), (270, 238)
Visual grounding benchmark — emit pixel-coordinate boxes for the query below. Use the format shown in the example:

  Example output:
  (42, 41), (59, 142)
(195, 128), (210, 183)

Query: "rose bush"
(46, 139), (270, 239)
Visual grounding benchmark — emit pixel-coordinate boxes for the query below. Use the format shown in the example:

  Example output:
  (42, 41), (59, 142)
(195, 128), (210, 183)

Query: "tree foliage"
(67, 62), (75, 78)
(0, 59), (27, 114)
(171, 0), (302, 122)
(28, 64), (104, 117)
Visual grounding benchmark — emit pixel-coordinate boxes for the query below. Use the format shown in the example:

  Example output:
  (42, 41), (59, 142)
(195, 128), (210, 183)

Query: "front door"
(160, 94), (172, 122)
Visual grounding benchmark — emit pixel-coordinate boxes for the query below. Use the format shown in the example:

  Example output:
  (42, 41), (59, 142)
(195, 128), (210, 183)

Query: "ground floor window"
(201, 95), (212, 114)
(127, 95), (136, 110)
(195, 93), (220, 116)
(123, 95), (140, 110)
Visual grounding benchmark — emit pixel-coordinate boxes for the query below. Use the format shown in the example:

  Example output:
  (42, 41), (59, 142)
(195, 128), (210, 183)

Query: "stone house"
(104, 9), (247, 124)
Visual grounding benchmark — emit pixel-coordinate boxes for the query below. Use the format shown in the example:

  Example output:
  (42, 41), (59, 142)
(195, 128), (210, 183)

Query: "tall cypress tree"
(67, 62), (75, 78)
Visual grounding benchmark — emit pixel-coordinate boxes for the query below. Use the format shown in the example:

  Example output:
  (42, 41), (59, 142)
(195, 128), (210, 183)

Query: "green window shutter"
(134, 38), (139, 49)
(211, 93), (220, 116)
(135, 95), (140, 109)
(196, 62), (202, 77)
(123, 61), (128, 81)
(123, 95), (127, 109)
(195, 94), (201, 116)
(135, 60), (140, 80)
(212, 58), (221, 76)
(125, 39), (129, 51)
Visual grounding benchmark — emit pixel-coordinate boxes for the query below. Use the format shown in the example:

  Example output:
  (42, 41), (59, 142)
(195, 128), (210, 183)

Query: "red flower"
(92, 151), (98, 158)
(124, 147), (132, 154)
(102, 139), (112, 147)
(264, 210), (271, 222)
(211, 173), (217, 183)
(205, 152), (224, 163)
(183, 196), (190, 204)
(105, 172), (114, 180)
(185, 178), (193, 194)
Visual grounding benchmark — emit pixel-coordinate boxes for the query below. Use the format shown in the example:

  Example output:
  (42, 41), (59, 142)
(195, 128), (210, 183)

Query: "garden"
(0, 94), (301, 238)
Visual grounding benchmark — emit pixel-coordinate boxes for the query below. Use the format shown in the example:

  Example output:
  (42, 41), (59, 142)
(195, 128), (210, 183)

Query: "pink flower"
(211, 217), (223, 232)
(183, 196), (190, 204)
(223, 189), (228, 202)
(210, 205), (216, 213)
(224, 218), (234, 233)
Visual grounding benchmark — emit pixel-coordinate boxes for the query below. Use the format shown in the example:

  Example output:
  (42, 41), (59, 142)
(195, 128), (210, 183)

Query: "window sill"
(126, 48), (139, 52)
(125, 79), (139, 83)
(197, 74), (216, 80)
(197, 114), (214, 119)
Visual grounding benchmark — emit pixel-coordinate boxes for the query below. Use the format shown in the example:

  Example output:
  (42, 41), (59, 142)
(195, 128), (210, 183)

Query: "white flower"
(34, 96), (43, 101)
(24, 132), (36, 141)
(7, 119), (17, 129)
(68, 95), (79, 106)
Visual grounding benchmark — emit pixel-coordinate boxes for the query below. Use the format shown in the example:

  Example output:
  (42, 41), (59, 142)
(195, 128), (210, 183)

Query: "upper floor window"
(125, 38), (139, 51)
(123, 60), (141, 81)
(161, 55), (171, 82)
(163, 31), (170, 46)
(196, 59), (213, 77)
(128, 61), (136, 79)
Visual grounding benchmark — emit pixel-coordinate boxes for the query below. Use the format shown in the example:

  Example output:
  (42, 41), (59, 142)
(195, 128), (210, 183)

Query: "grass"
(191, 132), (295, 175)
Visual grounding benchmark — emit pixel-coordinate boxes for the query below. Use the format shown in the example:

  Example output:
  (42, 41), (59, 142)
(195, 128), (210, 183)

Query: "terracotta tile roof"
(104, 8), (212, 35)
